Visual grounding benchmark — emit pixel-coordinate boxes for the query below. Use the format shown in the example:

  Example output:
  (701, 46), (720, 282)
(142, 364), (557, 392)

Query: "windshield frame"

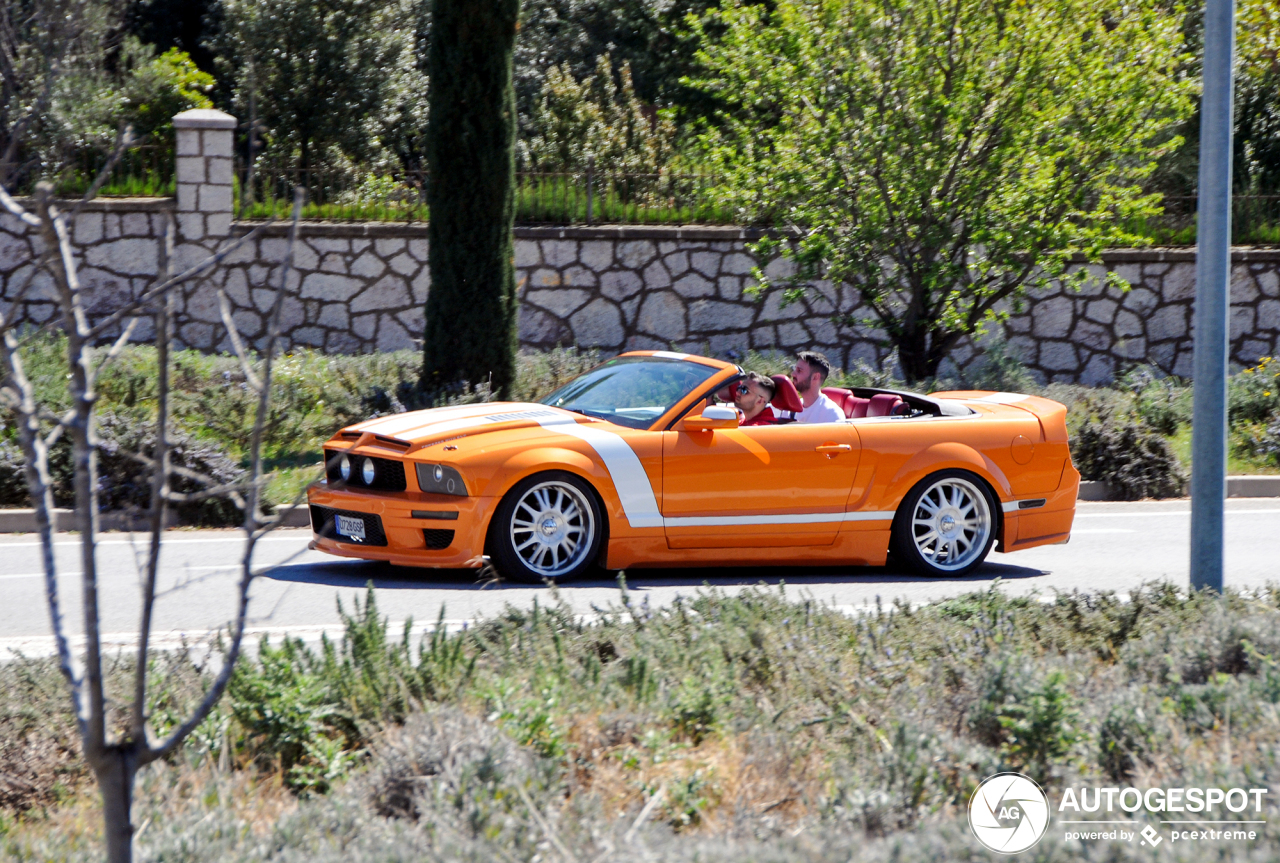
(538, 355), (735, 431)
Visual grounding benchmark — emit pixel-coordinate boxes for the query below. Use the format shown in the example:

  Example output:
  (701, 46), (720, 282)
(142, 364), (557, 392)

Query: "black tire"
(890, 469), (999, 577)
(487, 471), (605, 584)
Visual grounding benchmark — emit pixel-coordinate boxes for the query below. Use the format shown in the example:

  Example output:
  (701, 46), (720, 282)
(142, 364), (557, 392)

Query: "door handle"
(814, 444), (852, 453)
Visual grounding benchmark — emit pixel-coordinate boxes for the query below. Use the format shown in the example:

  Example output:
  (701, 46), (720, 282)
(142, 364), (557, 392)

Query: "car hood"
(344, 402), (593, 447)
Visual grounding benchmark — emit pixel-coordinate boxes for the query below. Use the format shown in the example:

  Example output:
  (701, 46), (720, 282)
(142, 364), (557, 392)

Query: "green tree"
(520, 52), (676, 174)
(691, 0), (1195, 383)
(212, 0), (403, 170)
(421, 0), (520, 398)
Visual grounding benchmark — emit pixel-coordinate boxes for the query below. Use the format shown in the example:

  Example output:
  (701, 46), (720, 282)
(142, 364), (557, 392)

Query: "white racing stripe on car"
(665, 511), (895, 527)
(533, 416), (895, 530)
(650, 351), (690, 360)
(974, 392), (1030, 404)
(356, 403), (549, 439)
(535, 416), (665, 528)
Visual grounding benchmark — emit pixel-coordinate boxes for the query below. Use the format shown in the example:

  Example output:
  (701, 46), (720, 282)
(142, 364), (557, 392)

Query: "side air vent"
(423, 528), (455, 549)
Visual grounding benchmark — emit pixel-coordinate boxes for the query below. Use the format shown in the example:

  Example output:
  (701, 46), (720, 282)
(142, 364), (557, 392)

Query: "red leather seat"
(867, 393), (904, 417)
(821, 387), (872, 418)
(771, 375), (804, 413)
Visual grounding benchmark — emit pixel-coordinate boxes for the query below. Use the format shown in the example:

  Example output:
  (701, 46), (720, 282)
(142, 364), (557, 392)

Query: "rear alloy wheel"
(489, 471), (604, 584)
(891, 470), (997, 576)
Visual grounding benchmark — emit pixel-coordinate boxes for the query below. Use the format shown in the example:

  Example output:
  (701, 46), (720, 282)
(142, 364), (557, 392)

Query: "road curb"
(1078, 476), (1280, 501)
(0, 506), (312, 533)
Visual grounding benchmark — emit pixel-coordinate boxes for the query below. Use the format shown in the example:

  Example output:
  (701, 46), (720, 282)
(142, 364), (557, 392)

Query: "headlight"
(361, 457), (376, 485)
(416, 462), (468, 496)
(339, 454), (351, 481)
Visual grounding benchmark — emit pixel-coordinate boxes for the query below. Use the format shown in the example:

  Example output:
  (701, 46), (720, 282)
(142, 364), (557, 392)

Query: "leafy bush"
(1228, 355), (1280, 426)
(14, 584), (1280, 861)
(1071, 409), (1187, 499)
(1120, 365), (1193, 435)
(1237, 415), (1280, 466)
(0, 412), (245, 524)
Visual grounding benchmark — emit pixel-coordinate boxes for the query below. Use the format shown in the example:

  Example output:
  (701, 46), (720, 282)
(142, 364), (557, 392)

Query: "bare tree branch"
(0, 180), (39, 226)
(0, 323), (87, 736)
(84, 221), (274, 341)
(131, 215), (174, 745)
(87, 317), (140, 389)
(216, 288), (263, 392)
(145, 188), (305, 764)
(70, 124), (134, 222)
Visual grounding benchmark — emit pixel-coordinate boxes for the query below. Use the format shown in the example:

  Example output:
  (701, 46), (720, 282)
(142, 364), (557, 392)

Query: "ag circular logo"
(969, 773), (1050, 854)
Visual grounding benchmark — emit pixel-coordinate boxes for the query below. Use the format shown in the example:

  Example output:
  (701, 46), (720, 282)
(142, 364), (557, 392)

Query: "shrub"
(1071, 409), (1187, 499)
(1121, 365), (1192, 435)
(1228, 356), (1280, 426)
(1237, 415), (1280, 466)
(0, 412), (245, 524)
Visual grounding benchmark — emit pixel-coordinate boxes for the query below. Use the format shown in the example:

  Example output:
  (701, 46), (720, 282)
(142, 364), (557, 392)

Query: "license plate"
(335, 514), (366, 542)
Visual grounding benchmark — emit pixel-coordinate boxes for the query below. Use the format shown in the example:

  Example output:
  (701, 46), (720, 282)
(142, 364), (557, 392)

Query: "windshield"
(539, 356), (719, 429)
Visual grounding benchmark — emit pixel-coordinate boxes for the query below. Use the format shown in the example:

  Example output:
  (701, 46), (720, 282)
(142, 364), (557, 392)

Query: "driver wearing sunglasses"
(733, 372), (778, 426)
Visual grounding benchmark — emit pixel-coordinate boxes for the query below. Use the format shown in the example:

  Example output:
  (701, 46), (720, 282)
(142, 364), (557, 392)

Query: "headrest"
(867, 393), (904, 417)
(770, 375), (804, 413)
(822, 387), (856, 418)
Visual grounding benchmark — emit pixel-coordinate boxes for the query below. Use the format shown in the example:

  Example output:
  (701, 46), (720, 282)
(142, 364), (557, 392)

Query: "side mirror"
(683, 404), (739, 431)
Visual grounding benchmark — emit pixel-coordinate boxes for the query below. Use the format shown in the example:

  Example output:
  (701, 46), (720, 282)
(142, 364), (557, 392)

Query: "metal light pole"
(1190, 0), (1236, 593)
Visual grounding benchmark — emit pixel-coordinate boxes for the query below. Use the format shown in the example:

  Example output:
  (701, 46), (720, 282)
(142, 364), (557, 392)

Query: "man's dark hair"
(797, 351), (832, 383)
(747, 371), (776, 398)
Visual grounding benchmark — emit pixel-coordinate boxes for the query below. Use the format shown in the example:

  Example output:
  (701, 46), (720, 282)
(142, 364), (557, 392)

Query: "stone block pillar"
(172, 109), (236, 243)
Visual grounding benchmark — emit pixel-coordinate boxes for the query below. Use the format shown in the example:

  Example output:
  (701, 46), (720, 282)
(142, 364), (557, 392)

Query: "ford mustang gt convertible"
(307, 351), (1079, 582)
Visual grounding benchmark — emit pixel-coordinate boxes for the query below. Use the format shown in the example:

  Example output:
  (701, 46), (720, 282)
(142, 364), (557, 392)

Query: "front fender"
(485, 446), (612, 501)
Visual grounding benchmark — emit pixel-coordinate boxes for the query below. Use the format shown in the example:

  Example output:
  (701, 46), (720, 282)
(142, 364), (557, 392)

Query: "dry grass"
(7, 583), (1280, 862)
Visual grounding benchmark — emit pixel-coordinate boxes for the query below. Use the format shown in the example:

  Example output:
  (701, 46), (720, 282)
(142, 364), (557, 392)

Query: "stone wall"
(3, 110), (1280, 383)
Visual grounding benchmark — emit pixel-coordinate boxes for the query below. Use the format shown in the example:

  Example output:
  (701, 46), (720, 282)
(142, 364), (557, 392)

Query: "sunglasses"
(735, 383), (751, 395)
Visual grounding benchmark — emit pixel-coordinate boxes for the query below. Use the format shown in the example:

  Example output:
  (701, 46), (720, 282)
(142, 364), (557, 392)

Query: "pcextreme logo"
(969, 773), (1051, 854)
(968, 774), (1269, 854)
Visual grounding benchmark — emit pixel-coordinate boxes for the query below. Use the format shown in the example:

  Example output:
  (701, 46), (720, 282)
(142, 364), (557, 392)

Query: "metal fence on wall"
(234, 162), (736, 225)
(21, 148), (1280, 241)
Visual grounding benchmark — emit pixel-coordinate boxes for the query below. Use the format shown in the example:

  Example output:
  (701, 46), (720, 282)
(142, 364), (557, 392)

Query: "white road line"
(0, 562), (315, 582)
(1071, 528), (1137, 534)
(1075, 509), (1280, 518)
(0, 534), (311, 549)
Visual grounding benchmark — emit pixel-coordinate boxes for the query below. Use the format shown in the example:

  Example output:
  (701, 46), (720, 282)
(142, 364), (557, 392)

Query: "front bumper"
(307, 480), (494, 568)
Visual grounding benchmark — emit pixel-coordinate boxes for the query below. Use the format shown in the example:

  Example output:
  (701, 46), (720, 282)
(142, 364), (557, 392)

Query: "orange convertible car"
(307, 351), (1079, 582)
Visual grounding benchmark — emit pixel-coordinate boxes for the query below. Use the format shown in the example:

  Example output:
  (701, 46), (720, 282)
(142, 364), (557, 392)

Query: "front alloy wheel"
(891, 470), (996, 576)
(489, 471), (604, 583)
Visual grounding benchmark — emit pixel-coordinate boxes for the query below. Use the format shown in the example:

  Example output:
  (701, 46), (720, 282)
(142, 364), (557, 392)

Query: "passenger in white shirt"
(790, 351), (844, 423)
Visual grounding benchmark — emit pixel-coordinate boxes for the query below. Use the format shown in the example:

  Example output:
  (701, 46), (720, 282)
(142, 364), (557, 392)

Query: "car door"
(661, 419), (861, 548)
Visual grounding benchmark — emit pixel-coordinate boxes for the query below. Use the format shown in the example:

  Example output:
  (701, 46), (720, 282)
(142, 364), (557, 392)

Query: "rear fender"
(886, 442), (1012, 499)
(885, 443), (1012, 547)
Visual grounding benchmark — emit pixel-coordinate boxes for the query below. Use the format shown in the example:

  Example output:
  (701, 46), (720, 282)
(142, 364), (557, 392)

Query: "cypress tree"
(421, 0), (520, 398)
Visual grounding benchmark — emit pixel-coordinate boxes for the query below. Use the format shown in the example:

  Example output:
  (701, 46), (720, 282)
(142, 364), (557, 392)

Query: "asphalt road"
(2, 499), (1278, 658)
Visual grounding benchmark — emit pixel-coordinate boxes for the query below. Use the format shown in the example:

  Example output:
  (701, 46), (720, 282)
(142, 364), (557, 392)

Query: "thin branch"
(144, 189), (304, 765)
(34, 183), (107, 756)
(0, 324), (87, 735)
(215, 289), (263, 392)
(132, 215), (173, 744)
(86, 317), (140, 390)
(0, 180), (39, 226)
(85, 221), (274, 341)
(70, 124), (134, 222)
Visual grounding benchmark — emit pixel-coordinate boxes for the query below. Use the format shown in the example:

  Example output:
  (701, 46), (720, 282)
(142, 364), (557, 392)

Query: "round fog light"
(339, 454), (351, 481)
(361, 458), (376, 485)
